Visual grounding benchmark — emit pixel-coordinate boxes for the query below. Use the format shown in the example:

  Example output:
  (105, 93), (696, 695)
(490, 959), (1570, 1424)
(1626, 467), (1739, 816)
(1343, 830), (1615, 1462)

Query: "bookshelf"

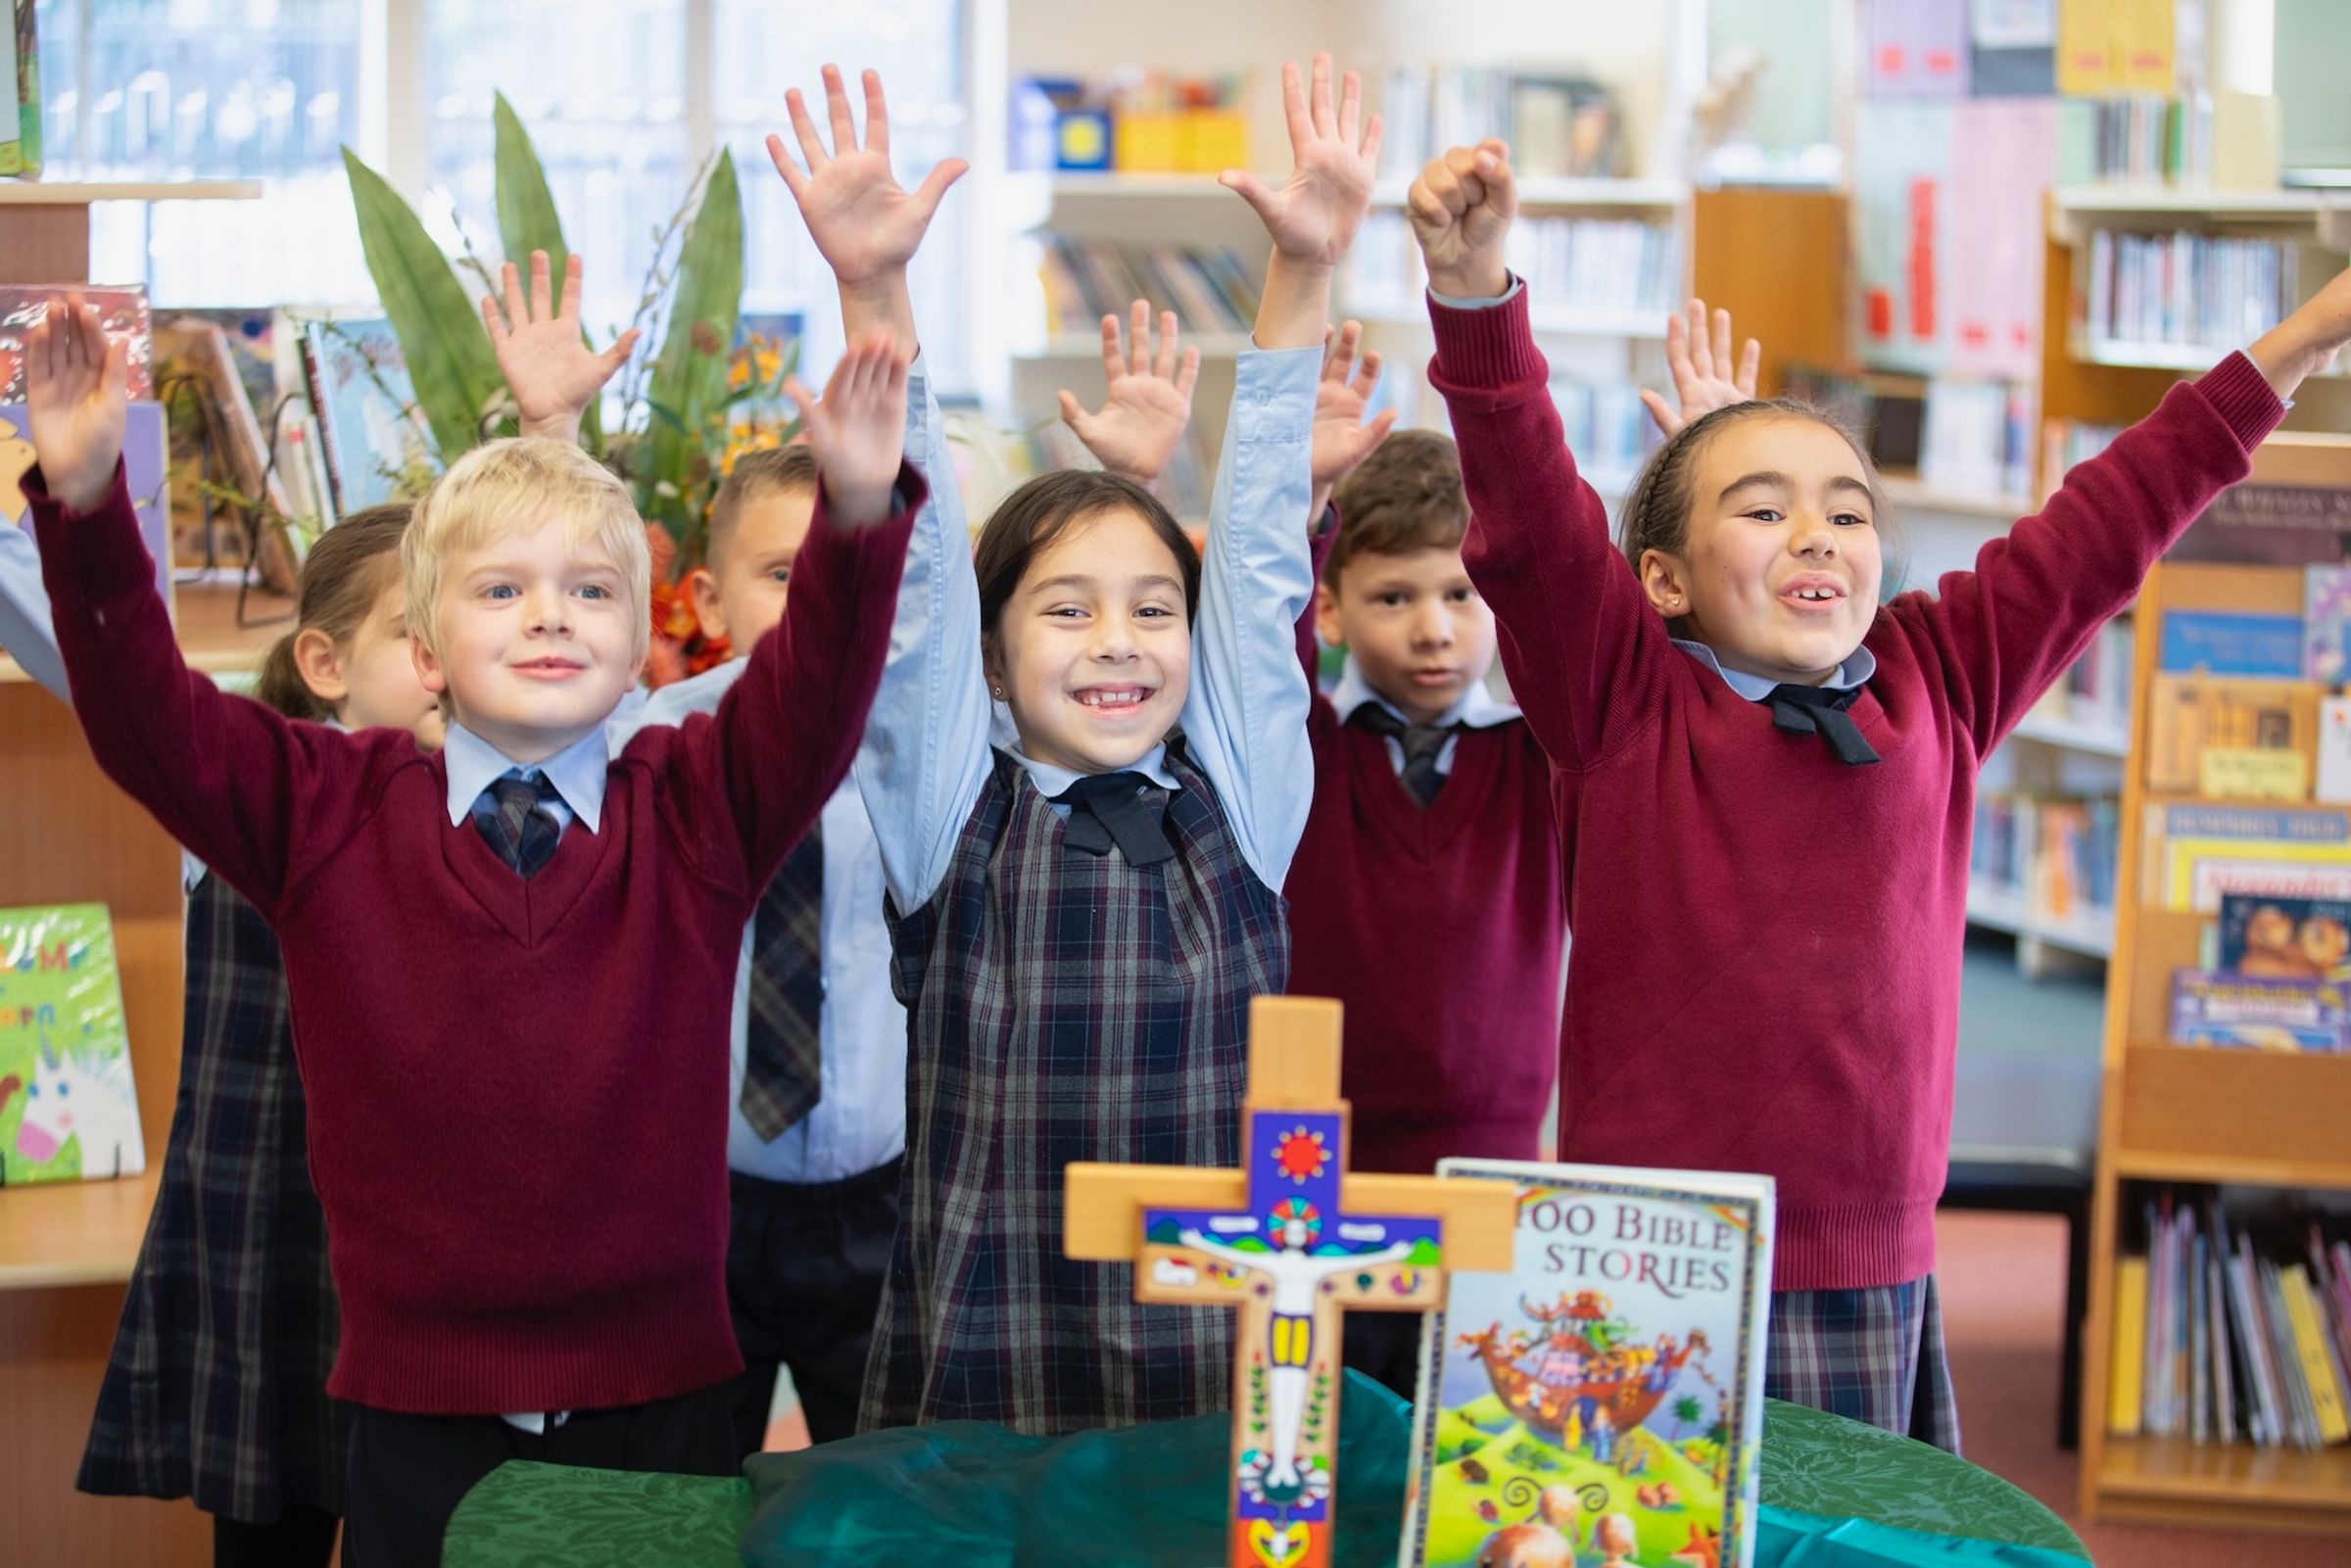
(2079, 554), (2351, 1535)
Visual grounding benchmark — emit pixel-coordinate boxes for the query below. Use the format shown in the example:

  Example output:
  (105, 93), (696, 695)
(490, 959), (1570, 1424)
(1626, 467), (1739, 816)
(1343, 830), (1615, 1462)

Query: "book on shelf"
(1402, 1160), (1772, 1568)
(3, 400), (172, 614)
(2168, 970), (2349, 1052)
(2144, 672), (2317, 799)
(2158, 609), (2305, 680)
(2083, 228), (2298, 354)
(294, 313), (436, 519)
(2111, 1188), (2351, 1451)
(2, 0), (35, 177)
(2027, 614), (2135, 737)
(1377, 65), (1625, 182)
(2216, 892), (2351, 979)
(2140, 803), (2351, 914)
(0, 904), (145, 1185)
(0, 286), (154, 403)
(1919, 376), (2035, 501)
(1033, 234), (1262, 339)
(1548, 378), (1656, 488)
(152, 314), (305, 588)
(1860, 0), (1970, 98)
(1346, 212), (1679, 324)
(2170, 432), (2351, 568)
(1973, 792), (2120, 922)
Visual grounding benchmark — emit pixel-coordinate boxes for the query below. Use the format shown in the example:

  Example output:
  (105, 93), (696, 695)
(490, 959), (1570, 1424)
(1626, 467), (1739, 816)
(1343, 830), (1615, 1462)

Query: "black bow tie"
(1767, 684), (1879, 766)
(1053, 772), (1176, 866)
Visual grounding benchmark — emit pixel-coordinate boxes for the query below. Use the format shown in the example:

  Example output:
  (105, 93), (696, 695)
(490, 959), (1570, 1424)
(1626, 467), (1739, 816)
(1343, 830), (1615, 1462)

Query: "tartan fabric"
(741, 826), (825, 1140)
(1763, 1273), (1962, 1455)
(79, 874), (348, 1522)
(470, 771), (563, 879)
(862, 742), (1288, 1436)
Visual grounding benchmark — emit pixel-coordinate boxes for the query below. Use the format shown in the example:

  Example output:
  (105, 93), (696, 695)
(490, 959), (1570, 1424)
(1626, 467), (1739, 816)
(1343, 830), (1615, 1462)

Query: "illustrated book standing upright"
(0, 904), (145, 1184)
(1402, 1160), (1774, 1568)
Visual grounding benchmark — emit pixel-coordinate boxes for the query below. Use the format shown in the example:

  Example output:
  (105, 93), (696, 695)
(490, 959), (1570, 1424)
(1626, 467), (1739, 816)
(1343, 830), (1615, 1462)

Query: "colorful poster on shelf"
(0, 904), (146, 1184)
(1853, 102), (1952, 374)
(2, 402), (172, 614)
(2056, 0), (2117, 92)
(2159, 610), (2307, 679)
(1403, 1161), (1773, 1568)
(1864, 0), (1972, 97)
(2113, 0), (2176, 92)
(1944, 99), (2054, 379)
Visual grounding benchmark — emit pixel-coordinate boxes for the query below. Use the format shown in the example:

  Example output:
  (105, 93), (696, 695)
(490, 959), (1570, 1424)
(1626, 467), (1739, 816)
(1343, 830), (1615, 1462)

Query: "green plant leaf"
(492, 92), (604, 452)
(643, 148), (744, 561)
(343, 145), (510, 466)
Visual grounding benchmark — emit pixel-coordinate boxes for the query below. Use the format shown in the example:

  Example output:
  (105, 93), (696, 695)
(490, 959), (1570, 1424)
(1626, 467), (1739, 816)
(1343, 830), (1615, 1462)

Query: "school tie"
(1053, 772), (1177, 867)
(1767, 683), (1880, 766)
(471, 771), (564, 879)
(741, 826), (825, 1142)
(1349, 704), (1462, 806)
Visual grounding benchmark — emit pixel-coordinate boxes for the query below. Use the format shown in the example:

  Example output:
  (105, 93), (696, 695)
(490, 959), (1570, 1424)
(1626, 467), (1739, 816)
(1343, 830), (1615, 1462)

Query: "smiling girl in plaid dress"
(762, 55), (1381, 1435)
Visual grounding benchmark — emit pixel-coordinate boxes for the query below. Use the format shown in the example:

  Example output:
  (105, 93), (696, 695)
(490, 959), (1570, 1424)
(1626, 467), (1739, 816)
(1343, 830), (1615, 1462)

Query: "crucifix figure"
(1066, 997), (1515, 1568)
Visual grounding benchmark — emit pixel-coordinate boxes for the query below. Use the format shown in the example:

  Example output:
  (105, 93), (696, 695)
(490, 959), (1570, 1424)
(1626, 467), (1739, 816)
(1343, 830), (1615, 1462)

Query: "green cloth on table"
(443, 1377), (2087, 1567)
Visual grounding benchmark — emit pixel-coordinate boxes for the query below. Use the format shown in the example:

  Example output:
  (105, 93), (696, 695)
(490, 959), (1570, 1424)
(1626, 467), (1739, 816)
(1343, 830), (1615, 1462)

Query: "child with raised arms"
(765, 54), (1377, 1434)
(1404, 136), (2351, 1449)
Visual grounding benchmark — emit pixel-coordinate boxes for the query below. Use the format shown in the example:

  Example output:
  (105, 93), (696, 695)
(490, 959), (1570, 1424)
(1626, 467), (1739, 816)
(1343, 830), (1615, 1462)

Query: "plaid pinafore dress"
(862, 743), (1287, 1435)
(78, 872), (346, 1521)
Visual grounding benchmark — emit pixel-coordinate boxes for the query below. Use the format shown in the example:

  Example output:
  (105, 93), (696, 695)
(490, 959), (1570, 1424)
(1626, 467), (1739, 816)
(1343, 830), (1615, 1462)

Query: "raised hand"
(1221, 55), (1382, 267)
(1311, 320), (1398, 510)
(24, 296), (128, 516)
(1406, 139), (1516, 301)
(1057, 301), (1201, 485)
(768, 66), (968, 302)
(482, 251), (640, 443)
(2251, 263), (2351, 401)
(1640, 298), (1760, 439)
(786, 332), (908, 527)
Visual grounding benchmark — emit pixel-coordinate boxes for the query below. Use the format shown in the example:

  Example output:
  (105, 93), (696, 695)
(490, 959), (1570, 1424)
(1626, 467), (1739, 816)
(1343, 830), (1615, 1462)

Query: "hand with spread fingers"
(785, 332), (909, 528)
(1310, 319), (1398, 520)
(1641, 298), (1761, 439)
(482, 251), (641, 444)
(1058, 301), (1202, 486)
(24, 295), (129, 517)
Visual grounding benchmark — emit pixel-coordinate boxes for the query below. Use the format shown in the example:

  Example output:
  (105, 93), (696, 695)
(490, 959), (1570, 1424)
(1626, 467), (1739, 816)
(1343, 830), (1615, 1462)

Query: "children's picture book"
(0, 286), (154, 404)
(2145, 674), (2317, 796)
(0, 904), (145, 1184)
(296, 313), (435, 516)
(2321, 697), (2351, 805)
(3, 402), (172, 612)
(2169, 432), (2351, 567)
(1, 0), (36, 178)
(2170, 970), (2351, 1052)
(2217, 894), (2351, 979)
(1404, 1161), (1773, 1568)
(152, 316), (305, 588)
(2305, 566), (2351, 686)
(2159, 610), (2306, 680)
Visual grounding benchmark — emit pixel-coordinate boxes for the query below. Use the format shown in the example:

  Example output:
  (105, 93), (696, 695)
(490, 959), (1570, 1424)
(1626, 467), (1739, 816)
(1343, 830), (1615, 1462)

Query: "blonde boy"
(21, 285), (920, 1564)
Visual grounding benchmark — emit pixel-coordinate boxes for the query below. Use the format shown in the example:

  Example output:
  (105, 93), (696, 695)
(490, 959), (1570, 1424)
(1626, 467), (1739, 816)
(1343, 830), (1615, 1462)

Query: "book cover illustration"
(2217, 894), (2351, 979)
(2306, 566), (2351, 685)
(1405, 1162), (1773, 1568)
(299, 314), (435, 515)
(3, 402), (172, 611)
(2169, 970), (2351, 1052)
(2159, 610), (2306, 680)
(0, 904), (145, 1184)
(2145, 674), (2317, 796)
(1, 0), (35, 177)
(0, 286), (153, 402)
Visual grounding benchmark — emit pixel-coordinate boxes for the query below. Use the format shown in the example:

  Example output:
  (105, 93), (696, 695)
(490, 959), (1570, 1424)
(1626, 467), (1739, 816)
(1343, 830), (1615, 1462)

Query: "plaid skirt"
(77, 874), (347, 1522)
(1763, 1273), (1962, 1455)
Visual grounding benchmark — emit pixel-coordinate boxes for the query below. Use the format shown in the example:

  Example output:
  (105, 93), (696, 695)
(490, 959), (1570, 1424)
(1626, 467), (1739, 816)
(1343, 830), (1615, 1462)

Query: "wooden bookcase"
(2077, 551), (2351, 1535)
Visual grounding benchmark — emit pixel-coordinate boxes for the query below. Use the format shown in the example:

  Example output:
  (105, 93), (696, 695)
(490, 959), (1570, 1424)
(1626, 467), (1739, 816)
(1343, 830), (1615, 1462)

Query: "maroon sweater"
(30, 461), (919, 1413)
(1430, 288), (2282, 1291)
(1285, 528), (1564, 1175)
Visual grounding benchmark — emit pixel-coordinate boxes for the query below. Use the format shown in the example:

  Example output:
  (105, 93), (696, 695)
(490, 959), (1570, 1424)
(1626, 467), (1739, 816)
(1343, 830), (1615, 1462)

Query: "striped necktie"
(1349, 704), (1462, 806)
(471, 771), (564, 879)
(742, 826), (825, 1141)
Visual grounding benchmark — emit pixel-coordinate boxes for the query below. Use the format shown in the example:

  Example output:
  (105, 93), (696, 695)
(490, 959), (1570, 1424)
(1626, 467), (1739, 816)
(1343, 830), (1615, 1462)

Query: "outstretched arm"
(1177, 1227), (1259, 1268)
(482, 251), (640, 444)
(1057, 300), (1201, 486)
(1640, 298), (1759, 439)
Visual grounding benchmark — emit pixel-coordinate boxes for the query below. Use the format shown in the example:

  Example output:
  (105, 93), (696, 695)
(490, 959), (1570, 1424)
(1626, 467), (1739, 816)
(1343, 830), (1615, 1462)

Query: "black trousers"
(342, 1382), (735, 1568)
(1341, 1310), (1426, 1404)
(722, 1157), (901, 1455)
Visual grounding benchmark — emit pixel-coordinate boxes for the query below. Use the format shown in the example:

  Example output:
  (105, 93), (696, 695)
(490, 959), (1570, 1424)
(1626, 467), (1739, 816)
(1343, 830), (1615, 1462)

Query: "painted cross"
(1065, 997), (1515, 1568)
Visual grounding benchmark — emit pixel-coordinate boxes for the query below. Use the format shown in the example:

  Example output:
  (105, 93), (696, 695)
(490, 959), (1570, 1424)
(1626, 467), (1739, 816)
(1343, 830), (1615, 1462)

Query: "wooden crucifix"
(1065, 996), (1516, 1568)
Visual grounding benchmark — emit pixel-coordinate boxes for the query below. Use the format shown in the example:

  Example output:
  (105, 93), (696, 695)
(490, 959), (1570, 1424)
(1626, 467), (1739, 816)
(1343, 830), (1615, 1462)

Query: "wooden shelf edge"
(2096, 1435), (2351, 1515)
(2111, 1149), (2351, 1190)
(0, 179), (264, 204)
(0, 1169), (158, 1292)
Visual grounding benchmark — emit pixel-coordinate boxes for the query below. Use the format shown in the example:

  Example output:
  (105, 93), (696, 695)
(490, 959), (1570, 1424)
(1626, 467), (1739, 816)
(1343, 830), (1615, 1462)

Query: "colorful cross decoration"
(1065, 997), (1516, 1568)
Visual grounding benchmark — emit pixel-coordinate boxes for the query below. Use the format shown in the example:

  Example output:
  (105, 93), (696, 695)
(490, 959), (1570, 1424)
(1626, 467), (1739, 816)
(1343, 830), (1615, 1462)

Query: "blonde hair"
(403, 437), (650, 669)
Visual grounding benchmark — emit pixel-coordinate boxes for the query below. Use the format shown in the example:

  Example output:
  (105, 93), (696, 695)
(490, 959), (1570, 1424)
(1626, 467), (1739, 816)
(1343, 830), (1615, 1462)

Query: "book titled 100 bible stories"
(1403, 1161), (1773, 1568)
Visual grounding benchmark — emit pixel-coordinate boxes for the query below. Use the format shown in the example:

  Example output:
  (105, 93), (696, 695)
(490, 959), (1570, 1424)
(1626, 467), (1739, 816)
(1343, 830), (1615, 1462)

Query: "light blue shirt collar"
(441, 722), (610, 832)
(1329, 655), (1521, 731)
(1670, 639), (1878, 702)
(1009, 740), (1182, 803)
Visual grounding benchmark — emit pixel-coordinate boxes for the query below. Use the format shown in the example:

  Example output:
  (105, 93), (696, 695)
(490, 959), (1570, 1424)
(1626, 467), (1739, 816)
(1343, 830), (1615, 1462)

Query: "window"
(34, 0), (974, 388)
